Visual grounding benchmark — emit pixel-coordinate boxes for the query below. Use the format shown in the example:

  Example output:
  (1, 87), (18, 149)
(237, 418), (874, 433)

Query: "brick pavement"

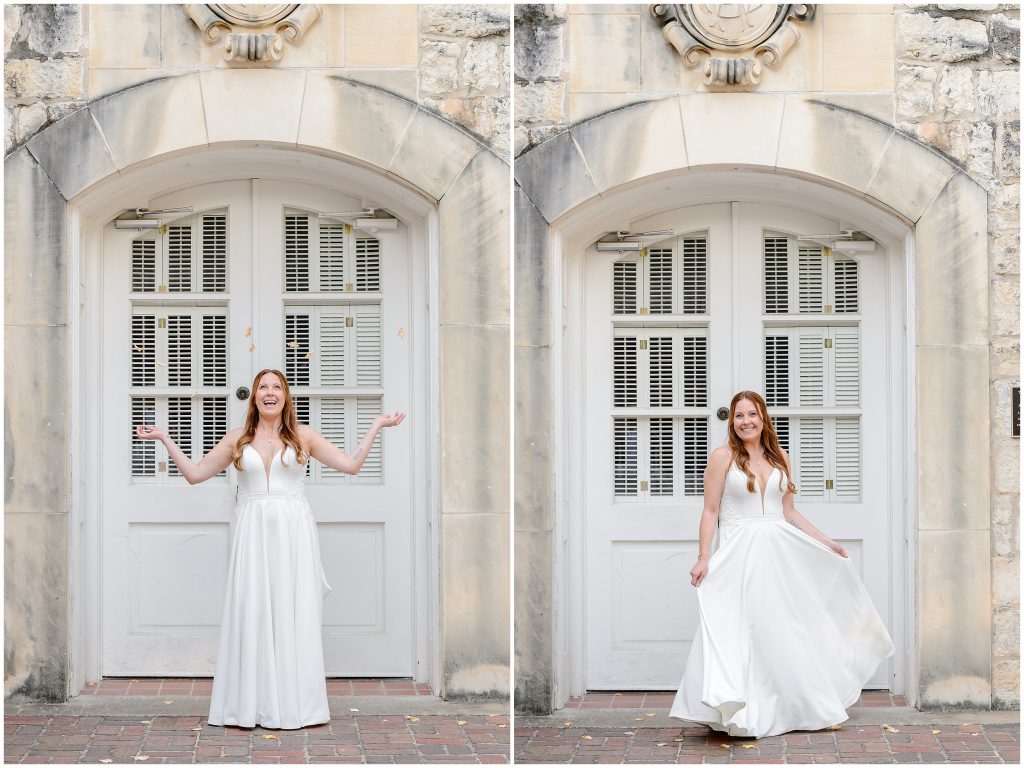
(5, 713), (510, 764)
(562, 692), (909, 710)
(77, 679), (434, 698)
(514, 722), (1019, 764)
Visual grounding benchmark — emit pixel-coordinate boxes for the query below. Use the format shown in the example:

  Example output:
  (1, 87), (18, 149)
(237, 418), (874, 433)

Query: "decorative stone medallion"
(651, 4), (815, 86)
(184, 3), (322, 63)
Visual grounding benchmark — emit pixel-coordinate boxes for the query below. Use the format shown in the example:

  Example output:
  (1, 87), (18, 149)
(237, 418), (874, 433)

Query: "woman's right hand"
(690, 556), (709, 588)
(135, 424), (167, 441)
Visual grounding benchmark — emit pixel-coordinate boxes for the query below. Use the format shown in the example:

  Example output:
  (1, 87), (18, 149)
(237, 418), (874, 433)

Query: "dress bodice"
(718, 461), (788, 523)
(237, 444), (306, 499)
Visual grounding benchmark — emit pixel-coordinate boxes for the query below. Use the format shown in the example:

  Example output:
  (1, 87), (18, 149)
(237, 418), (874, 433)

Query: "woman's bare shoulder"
(706, 445), (732, 471)
(223, 427), (244, 442)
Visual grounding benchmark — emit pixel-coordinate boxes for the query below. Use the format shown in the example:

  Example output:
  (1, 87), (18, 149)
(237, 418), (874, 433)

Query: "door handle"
(236, 386), (250, 401)
(716, 407), (729, 421)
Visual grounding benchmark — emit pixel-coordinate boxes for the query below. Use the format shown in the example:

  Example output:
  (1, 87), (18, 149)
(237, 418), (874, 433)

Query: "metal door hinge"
(345, 283), (353, 292)
(158, 461), (167, 473)
(346, 316), (354, 327)
(824, 304), (833, 313)
(824, 338), (832, 348)
(825, 479), (834, 490)
(639, 307), (649, 315)
(158, 284), (168, 293)
(639, 339), (648, 350)
(640, 480), (649, 492)
(158, 317), (167, 328)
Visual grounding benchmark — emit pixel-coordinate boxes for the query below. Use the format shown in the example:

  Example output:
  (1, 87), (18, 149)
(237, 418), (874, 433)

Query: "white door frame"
(551, 170), (917, 707)
(67, 147), (441, 694)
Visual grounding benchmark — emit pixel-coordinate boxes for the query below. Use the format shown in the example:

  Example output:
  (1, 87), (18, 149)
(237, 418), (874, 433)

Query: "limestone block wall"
(893, 2), (1020, 710)
(5, 4), (509, 155)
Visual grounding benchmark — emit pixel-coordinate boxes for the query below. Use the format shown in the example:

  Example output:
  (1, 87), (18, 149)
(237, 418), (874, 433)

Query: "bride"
(670, 390), (894, 738)
(136, 368), (405, 729)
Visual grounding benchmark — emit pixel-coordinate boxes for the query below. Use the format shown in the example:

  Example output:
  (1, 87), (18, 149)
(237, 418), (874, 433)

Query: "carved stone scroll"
(184, 4), (322, 63)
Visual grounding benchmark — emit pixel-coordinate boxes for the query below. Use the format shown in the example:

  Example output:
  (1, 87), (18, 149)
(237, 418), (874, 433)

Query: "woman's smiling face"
(255, 371), (286, 419)
(732, 398), (763, 444)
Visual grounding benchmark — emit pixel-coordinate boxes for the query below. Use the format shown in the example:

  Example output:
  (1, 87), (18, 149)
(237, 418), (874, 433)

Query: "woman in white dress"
(135, 368), (405, 729)
(670, 390), (894, 739)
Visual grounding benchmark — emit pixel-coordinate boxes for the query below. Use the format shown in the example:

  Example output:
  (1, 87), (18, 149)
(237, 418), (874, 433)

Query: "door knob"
(236, 386), (250, 401)
(716, 407), (729, 421)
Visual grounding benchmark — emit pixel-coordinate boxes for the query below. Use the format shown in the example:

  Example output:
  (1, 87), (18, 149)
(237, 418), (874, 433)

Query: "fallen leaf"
(646, 713), (656, 717)
(397, 328), (405, 339)
(140, 720), (151, 724)
(970, 732), (979, 736)
(582, 735), (592, 740)
(634, 717), (646, 721)
(497, 724), (507, 728)
(827, 725), (843, 731)
(132, 757), (149, 762)
(741, 744), (756, 749)
(349, 708), (359, 712)
(623, 731), (634, 736)
(674, 737), (684, 742)
(932, 729), (941, 735)
(99, 760), (113, 764)
(457, 721), (467, 726)
(287, 341), (300, 349)
(162, 700), (173, 704)
(155, 360), (166, 368)
(720, 744), (732, 749)
(882, 725), (900, 733)
(249, 344), (255, 352)
(245, 327), (252, 338)
(656, 742), (667, 747)
(563, 721), (574, 727)
(304, 352), (313, 360)
(132, 346), (142, 352)
(262, 735), (277, 740)
(192, 727), (203, 731)
(406, 716), (420, 722)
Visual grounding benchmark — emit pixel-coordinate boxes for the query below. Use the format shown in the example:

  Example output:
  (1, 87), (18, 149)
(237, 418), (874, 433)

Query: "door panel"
(103, 179), (413, 676)
(584, 202), (892, 690)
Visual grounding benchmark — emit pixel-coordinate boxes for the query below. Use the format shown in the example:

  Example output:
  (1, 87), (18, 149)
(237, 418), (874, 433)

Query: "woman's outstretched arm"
(780, 449), (848, 558)
(300, 412), (406, 475)
(134, 425), (241, 485)
(690, 446), (731, 587)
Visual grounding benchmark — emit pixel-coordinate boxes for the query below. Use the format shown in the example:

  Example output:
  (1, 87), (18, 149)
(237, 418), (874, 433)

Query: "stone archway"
(5, 71), (510, 701)
(513, 93), (990, 713)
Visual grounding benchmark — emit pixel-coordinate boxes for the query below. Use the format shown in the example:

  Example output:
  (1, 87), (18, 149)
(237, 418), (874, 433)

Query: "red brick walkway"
(5, 714), (510, 764)
(78, 679), (434, 697)
(514, 722), (1019, 764)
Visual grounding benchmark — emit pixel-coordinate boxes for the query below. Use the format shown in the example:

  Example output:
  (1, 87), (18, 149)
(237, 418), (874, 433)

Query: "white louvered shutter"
(319, 310), (347, 385)
(649, 417), (674, 496)
(680, 237), (708, 314)
(285, 214), (311, 292)
(354, 398), (383, 483)
(833, 417), (861, 500)
(612, 260), (639, 315)
(682, 417), (708, 495)
(764, 236), (789, 314)
(796, 328), (826, 407)
(132, 238), (157, 293)
(832, 328), (860, 407)
(319, 221), (345, 291)
(201, 214), (227, 292)
(319, 398), (347, 480)
(354, 306), (382, 387)
(613, 335), (638, 408)
(798, 246), (825, 314)
(648, 247), (673, 314)
(831, 257), (859, 314)
(166, 225), (191, 292)
(355, 237), (381, 292)
(613, 417), (638, 498)
(795, 418), (826, 498)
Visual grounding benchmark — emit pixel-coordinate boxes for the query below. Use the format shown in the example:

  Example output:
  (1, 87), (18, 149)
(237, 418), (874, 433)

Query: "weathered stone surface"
(896, 65), (937, 117)
(992, 230), (1020, 275)
(514, 528), (553, 714)
(45, 100), (84, 124)
(424, 95), (509, 157)
(936, 3), (998, 9)
(993, 659), (1021, 708)
(918, 529), (992, 708)
(422, 4), (510, 40)
(463, 39), (503, 93)
(419, 40), (462, 96)
(990, 181), (1020, 232)
(898, 13), (989, 63)
(25, 107), (115, 200)
(866, 128), (954, 223)
(991, 13), (1020, 64)
(990, 336), (1020, 379)
(966, 120), (996, 177)
(440, 324), (510, 516)
(993, 604), (1020, 657)
(916, 172), (989, 347)
(14, 102), (46, 144)
(8, 3), (80, 58)
(4, 4), (23, 57)
(4, 324), (69, 516)
(90, 75), (208, 171)
(441, 512), (510, 699)
(438, 149), (510, 325)
(4, 512), (68, 701)
(514, 186), (551, 348)
(514, 130), (597, 222)
(4, 149), (67, 328)
(999, 119), (1019, 177)
(993, 436), (1020, 495)
(917, 345), (990, 531)
(573, 96), (686, 194)
(202, 69), (304, 146)
(5, 57), (83, 105)
(992, 490), (1017, 528)
(977, 70), (1020, 117)
(991, 275), (1019, 339)
(685, 93), (784, 168)
(3, 106), (12, 153)
(937, 65), (975, 113)
(390, 110), (481, 200)
(514, 345), (554, 534)
(514, 4), (565, 82)
(515, 81), (565, 125)
(993, 500), (1018, 555)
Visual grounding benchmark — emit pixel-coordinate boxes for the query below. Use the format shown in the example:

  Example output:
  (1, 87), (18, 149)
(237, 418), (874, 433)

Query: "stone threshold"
(7, 694), (509, 718)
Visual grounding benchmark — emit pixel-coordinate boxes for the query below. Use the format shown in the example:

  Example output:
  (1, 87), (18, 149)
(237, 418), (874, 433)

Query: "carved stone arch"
(5, 69), (509, 701)
(513, 94), (991, 713)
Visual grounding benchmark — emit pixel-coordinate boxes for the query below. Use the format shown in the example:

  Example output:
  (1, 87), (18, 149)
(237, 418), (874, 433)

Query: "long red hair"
(727, 390), (796, 495)
(231, 369), (307, 471)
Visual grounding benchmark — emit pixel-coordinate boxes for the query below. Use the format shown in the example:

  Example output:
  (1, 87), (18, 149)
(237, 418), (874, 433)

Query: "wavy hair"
(231, 368), (307, 471)
(727, 390), (797, 495)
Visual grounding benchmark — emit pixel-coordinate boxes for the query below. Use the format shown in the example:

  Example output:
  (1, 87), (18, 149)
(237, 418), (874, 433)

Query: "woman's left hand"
(376, 412), (407, 429)
(825, 539), (848, 558)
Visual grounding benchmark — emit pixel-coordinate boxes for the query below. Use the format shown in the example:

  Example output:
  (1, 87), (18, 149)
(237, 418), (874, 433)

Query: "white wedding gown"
(208, 445), (331, 729)
(669, 462), (895, 738)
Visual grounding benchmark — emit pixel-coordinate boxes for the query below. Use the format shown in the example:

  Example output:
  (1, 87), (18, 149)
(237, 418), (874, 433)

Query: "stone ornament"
(184, 3), (322, 63)
(651, 4), (815, 86)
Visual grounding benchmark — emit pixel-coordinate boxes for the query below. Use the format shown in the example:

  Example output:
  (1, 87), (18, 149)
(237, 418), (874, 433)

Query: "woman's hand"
(135, 424), (167, 441)
(375, 412), (406, 429)
(690, 555), (709, 587)
(824, 539), (849, 558)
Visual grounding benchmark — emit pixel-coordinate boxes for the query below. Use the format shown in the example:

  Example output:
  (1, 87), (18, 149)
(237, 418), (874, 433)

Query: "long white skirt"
(208, 493), (331, 729)
(670, 516), (894, 738)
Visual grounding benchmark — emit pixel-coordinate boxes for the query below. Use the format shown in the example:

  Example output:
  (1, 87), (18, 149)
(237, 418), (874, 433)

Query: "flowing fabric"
(208, 445), (331, 729)
(669, 462), (895, 738)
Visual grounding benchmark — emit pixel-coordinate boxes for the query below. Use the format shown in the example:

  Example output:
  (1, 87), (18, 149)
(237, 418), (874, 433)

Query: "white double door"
(583, 202), (893, 690)
(102, 179), (414, 677)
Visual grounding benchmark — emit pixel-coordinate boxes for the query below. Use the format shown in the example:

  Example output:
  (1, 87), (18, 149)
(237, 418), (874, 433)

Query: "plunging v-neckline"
(735, 461), (776, 511)
(247, 444), (281, 490)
